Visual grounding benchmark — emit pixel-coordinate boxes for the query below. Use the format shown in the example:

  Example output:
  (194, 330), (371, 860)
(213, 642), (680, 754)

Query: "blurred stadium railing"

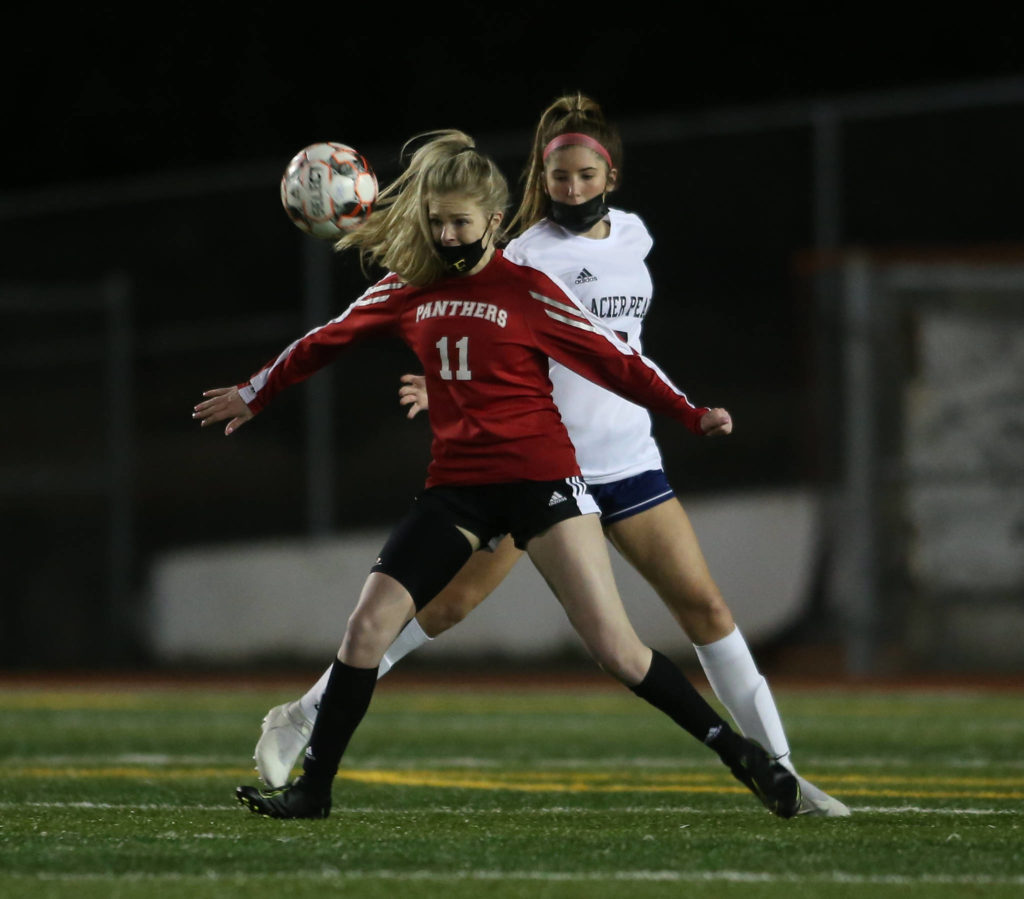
(2, 77), (1023, 674)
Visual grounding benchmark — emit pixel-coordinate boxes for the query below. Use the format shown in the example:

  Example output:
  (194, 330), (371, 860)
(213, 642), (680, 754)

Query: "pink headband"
(542, 133), (613, 169)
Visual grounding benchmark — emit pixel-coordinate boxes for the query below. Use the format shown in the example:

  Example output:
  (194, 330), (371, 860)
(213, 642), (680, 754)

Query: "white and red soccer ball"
(279, 141), (378, 239)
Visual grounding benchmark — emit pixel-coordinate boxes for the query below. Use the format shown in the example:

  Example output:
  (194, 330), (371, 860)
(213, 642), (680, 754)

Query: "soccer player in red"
(194, 129), (800, 820)
(254, 95), (849, 817)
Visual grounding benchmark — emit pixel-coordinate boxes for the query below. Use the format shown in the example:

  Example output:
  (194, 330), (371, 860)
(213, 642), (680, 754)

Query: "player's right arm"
(194, 275), (403, 435)
(193, 386), (253, 436)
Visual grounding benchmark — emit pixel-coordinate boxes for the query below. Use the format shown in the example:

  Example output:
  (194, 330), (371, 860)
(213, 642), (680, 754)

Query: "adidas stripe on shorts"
(416, 477), (599, 551)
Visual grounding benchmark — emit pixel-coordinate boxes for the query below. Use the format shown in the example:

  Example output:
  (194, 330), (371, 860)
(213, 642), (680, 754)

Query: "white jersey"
(504, 208), (664, 484)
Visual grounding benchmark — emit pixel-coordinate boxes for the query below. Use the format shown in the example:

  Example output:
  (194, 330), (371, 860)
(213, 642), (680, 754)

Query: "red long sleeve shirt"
(240, 251), (709, 488)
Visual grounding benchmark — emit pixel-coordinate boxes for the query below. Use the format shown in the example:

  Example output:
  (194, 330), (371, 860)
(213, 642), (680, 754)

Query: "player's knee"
(419, 586), (484, 635)
(587, 636), (650, 685)
(344, 604), (393, 656)
(669, 587), (734, 644)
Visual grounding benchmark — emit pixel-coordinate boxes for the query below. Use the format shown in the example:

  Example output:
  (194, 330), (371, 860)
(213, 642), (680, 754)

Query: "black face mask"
(435, 235), (488, 274)
(549, 194), (609, 233)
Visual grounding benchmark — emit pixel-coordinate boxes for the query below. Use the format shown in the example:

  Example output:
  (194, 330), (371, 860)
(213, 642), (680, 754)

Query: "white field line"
(0, 800), (1019, 816)
(8, 870), (1024, 886)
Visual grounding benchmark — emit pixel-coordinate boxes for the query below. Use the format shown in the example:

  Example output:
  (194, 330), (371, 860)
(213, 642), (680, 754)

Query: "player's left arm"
(697, 406), (733, 436)
(398, 373), (428, 419)
(525, 277), (728, 436)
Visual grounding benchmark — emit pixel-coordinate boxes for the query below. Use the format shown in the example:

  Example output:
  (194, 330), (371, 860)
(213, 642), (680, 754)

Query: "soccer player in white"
(253, 96), (849, 817)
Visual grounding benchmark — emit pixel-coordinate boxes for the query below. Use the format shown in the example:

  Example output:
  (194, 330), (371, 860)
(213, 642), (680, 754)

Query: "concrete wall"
(146, 488), (819, 667)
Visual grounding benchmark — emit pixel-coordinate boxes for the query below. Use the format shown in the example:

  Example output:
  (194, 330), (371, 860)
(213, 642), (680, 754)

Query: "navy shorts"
(590, 469), (675, 525)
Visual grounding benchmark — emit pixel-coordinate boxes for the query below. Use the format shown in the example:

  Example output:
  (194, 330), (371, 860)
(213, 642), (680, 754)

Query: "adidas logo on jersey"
(548, 491), (568, 506)
(574, 268), (598, 284)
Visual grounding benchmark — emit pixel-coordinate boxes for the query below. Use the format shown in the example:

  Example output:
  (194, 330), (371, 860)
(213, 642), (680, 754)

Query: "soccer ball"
(279, 142), (378, 239)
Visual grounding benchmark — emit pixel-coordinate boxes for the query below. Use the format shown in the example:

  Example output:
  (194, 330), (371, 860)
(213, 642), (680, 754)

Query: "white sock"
(693, 626), (794, 772)
(297, 665), (331, 723)
(379, 617), (432, 677)
(295, 618), (434, 722)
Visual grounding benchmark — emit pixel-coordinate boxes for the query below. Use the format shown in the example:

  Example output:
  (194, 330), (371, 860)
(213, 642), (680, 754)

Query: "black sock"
(629, 649), (741, 758)
(301, 658), (378, 787)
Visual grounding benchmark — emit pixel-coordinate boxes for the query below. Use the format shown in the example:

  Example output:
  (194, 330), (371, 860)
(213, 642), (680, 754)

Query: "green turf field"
(0, 674), (1021, 898)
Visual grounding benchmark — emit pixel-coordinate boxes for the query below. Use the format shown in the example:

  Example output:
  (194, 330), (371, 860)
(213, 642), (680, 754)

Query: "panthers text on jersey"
(240, 250), (709, 488)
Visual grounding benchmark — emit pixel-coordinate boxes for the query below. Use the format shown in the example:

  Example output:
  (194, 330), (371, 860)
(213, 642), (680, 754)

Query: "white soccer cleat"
(254, 701), (313, 788)
(794, 775), (852, 817)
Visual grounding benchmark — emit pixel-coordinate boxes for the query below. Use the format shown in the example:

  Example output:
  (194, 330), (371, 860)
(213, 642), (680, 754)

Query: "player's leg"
(237, 570), (415, 818)
(605, 489), (850, 817)
(238, 504), (478, 817)
(523, 512), (799, 818)
(253, 535), (523, 787)
(403, 534), (523, 663)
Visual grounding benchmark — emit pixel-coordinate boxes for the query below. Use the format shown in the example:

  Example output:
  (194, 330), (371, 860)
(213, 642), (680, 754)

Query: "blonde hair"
(509, 92), (623, 236)
(336, 129), (509, 286)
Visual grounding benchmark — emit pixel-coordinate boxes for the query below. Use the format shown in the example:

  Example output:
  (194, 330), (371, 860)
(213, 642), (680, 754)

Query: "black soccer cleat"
(235, 775), (331, 819)
(725, 738), (802, 819)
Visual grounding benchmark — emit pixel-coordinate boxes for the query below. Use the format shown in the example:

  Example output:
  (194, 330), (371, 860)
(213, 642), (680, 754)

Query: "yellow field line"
(9, 766), (1024, 800)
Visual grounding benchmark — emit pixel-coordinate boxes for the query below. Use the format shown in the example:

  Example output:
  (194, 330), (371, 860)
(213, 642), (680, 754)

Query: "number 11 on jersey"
(436, 336), (472, 381)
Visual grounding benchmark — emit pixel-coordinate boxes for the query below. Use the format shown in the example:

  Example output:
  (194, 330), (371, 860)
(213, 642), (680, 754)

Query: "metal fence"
(3, 77), (1023, 672)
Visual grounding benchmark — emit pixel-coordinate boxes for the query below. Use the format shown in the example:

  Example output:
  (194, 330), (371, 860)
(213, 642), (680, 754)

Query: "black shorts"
(420, 476), (599, 550)
(370, 477), (599, 609)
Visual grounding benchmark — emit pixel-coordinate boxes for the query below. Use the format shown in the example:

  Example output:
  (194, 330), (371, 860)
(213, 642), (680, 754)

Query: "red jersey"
(239, 251), (710, 487)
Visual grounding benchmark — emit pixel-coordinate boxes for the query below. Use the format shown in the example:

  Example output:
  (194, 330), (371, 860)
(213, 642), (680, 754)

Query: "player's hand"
(399, 373), (428, 419)
(193, 386), (254, 436)
(700, 407), (732, 437)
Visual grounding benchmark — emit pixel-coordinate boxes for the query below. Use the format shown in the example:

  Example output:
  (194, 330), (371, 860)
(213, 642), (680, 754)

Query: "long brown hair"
(508, 92), (623, 236)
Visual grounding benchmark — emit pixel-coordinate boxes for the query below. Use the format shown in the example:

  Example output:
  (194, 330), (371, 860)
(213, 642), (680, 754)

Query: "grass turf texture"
(0, 675), (1021, 898)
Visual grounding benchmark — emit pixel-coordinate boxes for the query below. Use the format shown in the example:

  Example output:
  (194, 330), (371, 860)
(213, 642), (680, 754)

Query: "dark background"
(3, 9), (1023, 670)
(6, 9), (1023, 191)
